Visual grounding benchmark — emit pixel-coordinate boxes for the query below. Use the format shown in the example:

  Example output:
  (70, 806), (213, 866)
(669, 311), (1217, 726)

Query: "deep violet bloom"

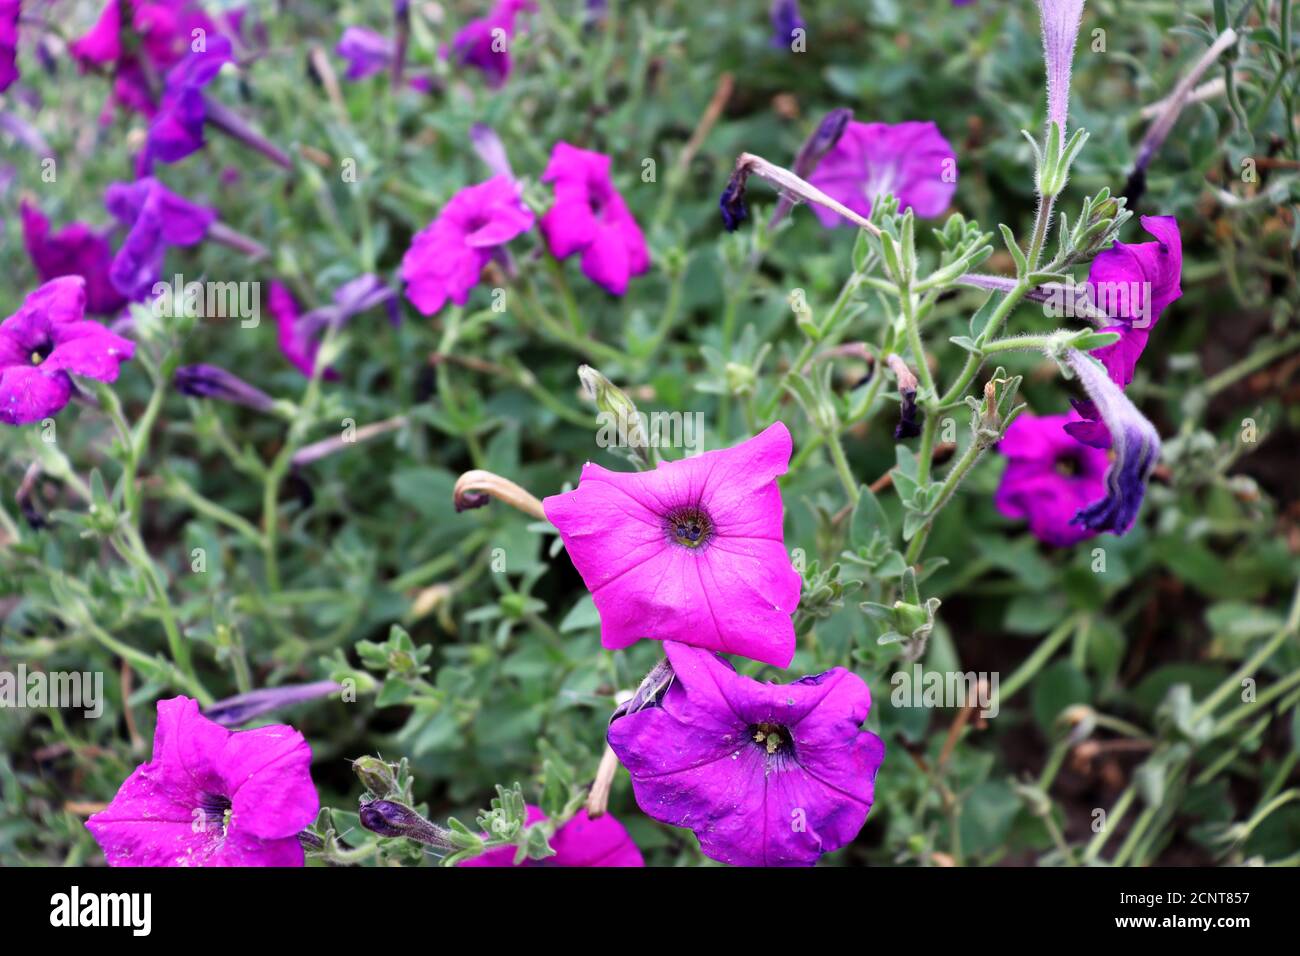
(995, 411), (1108, 547)
(1037, 0), (1087, 134)
(770, 0), (805, 49)
(608, 642), (885, 867)
(86, 696), (319, 866)
(543, 422), (803, 669)
(1081, 215), (1182, 389)
(138, 34), (234, 171)
(20, 200), (129, 316)
(806, 121), (957, 227)
(337, 26), (392, 80)
(450, 0), (535, 87)
(401, 175), (534, 315)
(1, 0), (18, 92)
(460, 805), (644, 867)
(1064, 349), (1161, 536)
(105, 177), (217, 301)
(0, 277), (135, 426)
(540, 141), (650, 295)
(174, 363), (277, 412)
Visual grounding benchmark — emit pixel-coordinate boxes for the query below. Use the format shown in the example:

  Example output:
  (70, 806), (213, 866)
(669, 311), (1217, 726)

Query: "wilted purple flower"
(608, 642), (885, 867)
(203, 680), (342, 728)
(995, 411), (1107, 547)
(1064, 349), (1161, 536)
(806, 120), (957, 227)
(470, 123), (515, 181)
(86, 696), (319, 866)
(1037, 0), (1086, 133)
(769, 0), (805, 49)
(20, 200), (128, 316)
(886, 354), (922, 439)
(769, 108), (852, 227)
(1081, 215), (1182, 389)
(105, 178), (217, 300)
(0, 277), (135, 426)
(0, 1), (19, 92)
(402, 175), (534, 315)
(540, 142), (650, 295)
(359, 799), (455, 847)
(175, 364), (277, 412)
(450, 0), (535, 87)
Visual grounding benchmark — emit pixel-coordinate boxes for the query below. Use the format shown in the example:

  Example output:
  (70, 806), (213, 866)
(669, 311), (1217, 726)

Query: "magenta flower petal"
(544, 422), (802, 668)
(994, 411), (1109, 547)
(459, 805), (644, 867)
(401, 175), (534, 316)
(1086, 215), (1183, 387)
(539, 141), (649, 295)
(807, 120), (957, 227)
(0, 0), (19, 92)
(608, 642), (885, 867)
(269, 281), (335, 380)
(450, 0), (535, 86)
(105, 178), (217, 300)
(86, 696), (319, 867)
(0, 277), (134, 426)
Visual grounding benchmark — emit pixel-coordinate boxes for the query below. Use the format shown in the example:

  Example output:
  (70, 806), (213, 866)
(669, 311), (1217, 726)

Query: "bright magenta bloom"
(459, 805), (644, 867)
(1, 0), (18, 92)
(539, 141), (650, 295)
(20, 200), (128, 316)
(401, 175), (534, 315)
(543, 422), (802, 668)
(994, 411), (1108, 546)
(608, 642), (885, 866)
(806, 120), (956, 227)
(86, 696), (319, 867)
(0, 277), (135, 426)
(450, 0), (535, 87)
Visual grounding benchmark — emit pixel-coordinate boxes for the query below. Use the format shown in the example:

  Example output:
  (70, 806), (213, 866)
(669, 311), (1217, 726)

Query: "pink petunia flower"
(400, 175), (534, 316)
(0, 277), (135, 426)
(806, 120), (957, 227)
(994, 411), (1108, 547)
(20, 200), (129, 317)
(268, 280), (335, 380)
(607, 641), (885, 866)
(459, 805), (644, 867)
(539, 141), (650, 295)
(86, 696), (319, 866)
(543, 422), (803, 669)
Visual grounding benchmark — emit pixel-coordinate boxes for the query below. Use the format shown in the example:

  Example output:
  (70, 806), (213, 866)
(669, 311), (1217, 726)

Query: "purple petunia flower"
(1081, 215), (1182, 389)
(995, 411), (1108, 547)
(137, 34), (234, 172)
(203, 680), (342, 728)
(543, 422), (803, 669)
(86, 696), (319, 866)
(336, 26), (393, 80)
(1, 0), (19, 92)
(105, 177), (217, 301)
(269, 281), (334, 379)
(608, 642), (886, 867)
(806, 120), (957, 227)
(401, 175), (534, 315)
(539, 141), (650, 295)
(0, 277), (135, 426)
(450, 0), (535, 87)
(1064, 349), (1161, 536)
(769, 0), (805, 49)
(20, 200), (129, 316)
(459, 805), (644, 867)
